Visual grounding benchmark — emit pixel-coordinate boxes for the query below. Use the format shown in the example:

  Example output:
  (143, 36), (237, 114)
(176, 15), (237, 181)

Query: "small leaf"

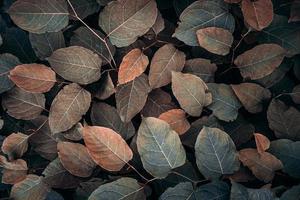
(63, 123), (83, 141)
(2, 87), (45, 120)
(94, 72), (115, 100)
(82, 126), (133, 171)
(1, 132), (29, 160)
(118, 48), (149, 84)
(196, 27), (233, 55)
(144, 11), (165, 40)
(231, 83), (271, 113)
(149, 44), (186, 89)
(234, 44), (286, 80)
(239, 148), (283, 182)
(254, 133), (270, 154)
(183, 58), (217, 82)
(158, 109), (190, 135)
(195, 127), (240, 180)
(172, 71), (212, 116)
(9, 64), (56, 93)
(88, 177), (146, 200)
(8, 0), (69, 33)
(57, 141), (96, 178)
(0, 155), (27, 184)
(49, 83), (91, 134)
(98, 0), (158, 47)
(137, 117), (186, 178)
(48, 46), (102, 85)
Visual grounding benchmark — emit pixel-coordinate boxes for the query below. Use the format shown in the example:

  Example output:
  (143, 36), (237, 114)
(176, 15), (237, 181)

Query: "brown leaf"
(241, 0), (274, 31)
(9, 64), (56, 93)
(239, 148), (283, 182)
(63, 123), (83, 141)
(1, 132), (29, 160)
(231, 83), (271, 113)
(57, 141), (96, 177)
(49, 83), (91, 134)
(82, 126), (133, 171)
(118, 48), (149, 84)
(0, 155), (27, 184)
(149, 44), (186, 89)
(2, 87), (45, 120)
(196, 27), (233, 55)
(94, 72), (115, 100)
(254, 133), (270, 154)
(234, 44), (286, 80)
(158, 109), (190, 135)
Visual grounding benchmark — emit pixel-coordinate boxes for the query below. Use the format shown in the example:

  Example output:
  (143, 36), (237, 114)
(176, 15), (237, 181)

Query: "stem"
(127, 163), (149, 182)
(231, 28), (252, 64)
(274, 91), (300, 99)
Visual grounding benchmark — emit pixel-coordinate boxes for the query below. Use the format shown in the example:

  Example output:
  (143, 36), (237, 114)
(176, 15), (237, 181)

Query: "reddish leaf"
(1, 132), (29, 160)
(0, 155), (27, 184)
(254, 133), (270, 154)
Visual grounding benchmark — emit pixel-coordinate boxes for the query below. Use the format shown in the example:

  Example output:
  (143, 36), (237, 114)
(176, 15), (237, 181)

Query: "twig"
(274, 91), (300, 99)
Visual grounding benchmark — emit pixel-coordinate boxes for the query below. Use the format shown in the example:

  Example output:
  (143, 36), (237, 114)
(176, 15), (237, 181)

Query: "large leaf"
(116, 74), (151, 122)
(241, 0), (274, 31)
(10, 175), (49, 200)
(118, 48), (149, 84)
(183, 58), (217, 82)
(1, 132), (29, 160)
(49, 83), (91, 134)
(0, 155), (27, 184)
(29, 31), (65, 60)
(2, 87), (45, 120)
(149, 44), (186, 89)
(82, 125), (133, 171)
(207, 83), (242, 122)
(137, 117), (186, 178)
(172, 71), (212, 116)
(234, 44), (286, 80)
(8, 0), (69, 33)
(91, 102), (135, 140)
(0, 53), (20, 94)
(267, 99), (300, 140)
(268, 139), (300, 178)
(98, 0), (158, 47)
(173, 0), (235, 46)
(195, 127), (240, 180)
(9, 64), (56, 93)
(57, 141), (96, 177)
(48, 46), (102, 85)
(88, 177), (146, 200)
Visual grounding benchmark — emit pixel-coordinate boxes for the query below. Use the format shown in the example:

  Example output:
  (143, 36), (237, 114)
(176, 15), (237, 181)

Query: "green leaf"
(280, 184), (300, 200)
(137, 117), (186, 178)
(195, 127), (240, 180)
(88, 177), (146, 200)
(8, 0), (69, 33)
(159, 182), (196, 200)
(173, 0), (235, 46)
(0, 53), (20, 94)
(98, 0), (158, 47)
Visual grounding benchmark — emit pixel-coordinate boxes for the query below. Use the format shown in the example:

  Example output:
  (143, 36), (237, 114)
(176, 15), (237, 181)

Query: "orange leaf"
(254, 133), (270, 154)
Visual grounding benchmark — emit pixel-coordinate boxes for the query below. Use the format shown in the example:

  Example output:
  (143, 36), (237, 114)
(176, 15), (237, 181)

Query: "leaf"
(207, 83), (242, 122)
(94, 72), (115, 100)
(173, 0), (235, 46)
(2, 87), (45, 120)
(183, 58), (217, 82)
(1, 132), (29, 160)
(9, 64), (56, 93)
(195, 181), (230, 199)
(291, 84), (300, 104)
(231, 83), (271, 113)
(82, 125), (133, 171)
(239, 148), (283, 182)
(91, 102), (135, 140)
(57, 141), (96, 177)
(118, 48), (149, 84)
(69, 0), (100, 20)
(48, 46), (102, 85)
(8, 0), (69, 33)
(234, 44), (286, 80)
(0, 155), (27, 184)
(158, 109), (190, 135)
(159, 182), (196, 200)
(0, 53), (20, 94)
(241, 0), (274, 31)
(116, 74), (151, 122)
(137, 117), (186, 178)
(29, 31), (65, 60)
(254, 133), (270, 154)
(88, 177), (146, 200)
(196, 27), (233, 55)
(267, 99), (300, 140)
(49, 83), (91, 134)
(195, 127), (240, 180)
(70, 27), (115, 65)
(280, 184), (300, 200)
(98, 0), (158, 47)
(268, 139), (300, 178)
(171, 71), (212, 116)
(63, 123), (83, 141)
(149, 44), (186, 89)
(144, 11), (165, 40)
(10, 174), (49, 200)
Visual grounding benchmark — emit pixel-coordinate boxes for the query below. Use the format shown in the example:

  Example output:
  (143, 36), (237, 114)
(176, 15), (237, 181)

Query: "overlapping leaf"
(183, 58), (217, 82)
(1, 132), (29, 160)
(0, 155), (27, 184)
